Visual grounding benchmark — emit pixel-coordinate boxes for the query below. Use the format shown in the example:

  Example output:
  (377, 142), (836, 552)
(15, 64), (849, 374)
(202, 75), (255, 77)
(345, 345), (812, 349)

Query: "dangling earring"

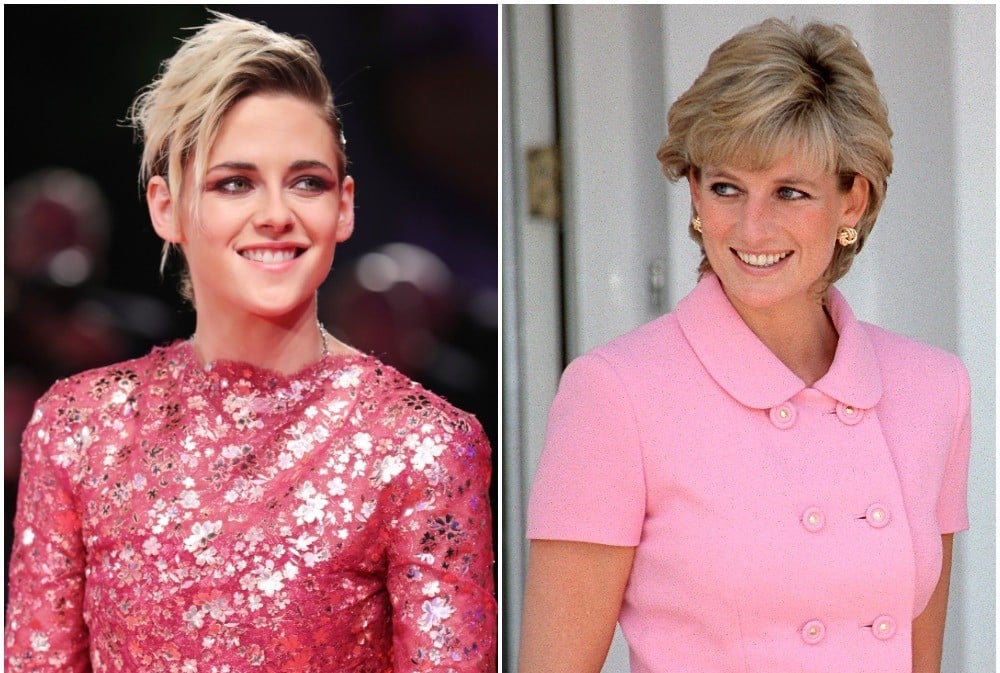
(691, 215), (703, 233)
(837, 226), (858, 247)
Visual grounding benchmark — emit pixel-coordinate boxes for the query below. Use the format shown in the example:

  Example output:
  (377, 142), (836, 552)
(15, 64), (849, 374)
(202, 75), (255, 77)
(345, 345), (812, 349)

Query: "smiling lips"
(239, 247), (302, 264)
(734, 249), (791, 268)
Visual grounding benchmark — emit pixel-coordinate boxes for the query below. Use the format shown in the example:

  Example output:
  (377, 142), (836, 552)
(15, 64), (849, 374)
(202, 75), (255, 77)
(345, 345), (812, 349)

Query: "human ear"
(842, 175), (870, 228)
(146, 176), (184, 243)
(335, 176), (356, 243)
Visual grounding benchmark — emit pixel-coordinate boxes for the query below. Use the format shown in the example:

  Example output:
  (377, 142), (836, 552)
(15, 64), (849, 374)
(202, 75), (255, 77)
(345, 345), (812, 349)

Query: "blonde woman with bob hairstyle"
(522, 18), (969, 673)
(5, 12), (496, 672)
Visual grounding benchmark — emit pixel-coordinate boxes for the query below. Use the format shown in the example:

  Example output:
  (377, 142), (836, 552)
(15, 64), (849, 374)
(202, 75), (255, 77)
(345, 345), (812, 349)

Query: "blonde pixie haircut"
(129, 11), (347, 300)
(657, 18), (893, 291)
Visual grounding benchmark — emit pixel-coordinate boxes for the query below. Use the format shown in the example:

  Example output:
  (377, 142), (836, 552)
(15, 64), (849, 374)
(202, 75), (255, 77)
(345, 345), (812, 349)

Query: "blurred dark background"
(4, 5), (498, 598)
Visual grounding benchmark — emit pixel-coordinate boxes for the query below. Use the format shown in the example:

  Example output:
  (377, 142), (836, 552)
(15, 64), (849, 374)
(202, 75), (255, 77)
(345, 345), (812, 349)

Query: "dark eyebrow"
(206, 160), (335, 173)
(207, 161), (256, 172)
(290, 160), (335, 173)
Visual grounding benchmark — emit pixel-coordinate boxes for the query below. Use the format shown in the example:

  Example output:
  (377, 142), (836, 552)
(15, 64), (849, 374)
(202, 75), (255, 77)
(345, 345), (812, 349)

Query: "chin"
(242, 293), (317, 321)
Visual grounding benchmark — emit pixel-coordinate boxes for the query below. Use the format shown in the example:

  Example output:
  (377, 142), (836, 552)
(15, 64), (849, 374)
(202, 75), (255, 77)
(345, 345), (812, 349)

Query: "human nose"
(738, 194), (775, 243)
(254, 187), (295, 233)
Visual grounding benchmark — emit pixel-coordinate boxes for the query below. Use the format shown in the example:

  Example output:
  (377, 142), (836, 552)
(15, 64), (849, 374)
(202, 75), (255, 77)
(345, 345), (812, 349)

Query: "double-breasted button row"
(799, 504), (891, 532)
(768, 401), (864, 429)
(799, 615), (897, 644)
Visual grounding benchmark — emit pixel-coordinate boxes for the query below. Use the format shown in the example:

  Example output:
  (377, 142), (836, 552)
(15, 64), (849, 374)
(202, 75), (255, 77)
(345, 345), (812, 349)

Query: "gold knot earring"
(691, 215), (703, 233)
(837, 226), (858, 247)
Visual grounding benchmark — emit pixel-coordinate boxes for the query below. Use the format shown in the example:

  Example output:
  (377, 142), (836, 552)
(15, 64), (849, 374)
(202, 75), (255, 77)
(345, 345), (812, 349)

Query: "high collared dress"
(5, 342), (496, 672)
(528, 273), (970, 673)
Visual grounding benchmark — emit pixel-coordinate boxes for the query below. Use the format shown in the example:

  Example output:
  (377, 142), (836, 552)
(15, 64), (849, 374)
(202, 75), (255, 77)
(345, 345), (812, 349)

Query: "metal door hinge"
(526, 145), (562, 221)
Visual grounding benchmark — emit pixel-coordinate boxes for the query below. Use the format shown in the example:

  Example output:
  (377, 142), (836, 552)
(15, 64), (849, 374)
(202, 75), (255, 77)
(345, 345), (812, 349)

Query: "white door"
(504, 6), (665, 670)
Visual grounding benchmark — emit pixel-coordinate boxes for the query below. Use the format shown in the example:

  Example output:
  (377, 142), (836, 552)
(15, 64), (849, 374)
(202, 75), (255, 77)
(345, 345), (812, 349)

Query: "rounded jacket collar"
(675, 274), (883, 410)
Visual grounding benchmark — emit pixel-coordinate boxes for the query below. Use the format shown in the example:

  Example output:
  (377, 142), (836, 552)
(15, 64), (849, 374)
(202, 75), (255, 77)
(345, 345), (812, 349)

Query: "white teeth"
(736, 250), (790, 267)
(241, 248), (297, 264)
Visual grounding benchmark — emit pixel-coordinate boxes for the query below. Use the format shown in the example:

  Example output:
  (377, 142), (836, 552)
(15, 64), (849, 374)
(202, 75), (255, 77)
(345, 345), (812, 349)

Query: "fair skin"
(519, 540), (634, 673)
(147, 92), (356, 374)
(912, 533), (954, 673)
(689, 152), (868, 386)
(520, 155), (952, 672)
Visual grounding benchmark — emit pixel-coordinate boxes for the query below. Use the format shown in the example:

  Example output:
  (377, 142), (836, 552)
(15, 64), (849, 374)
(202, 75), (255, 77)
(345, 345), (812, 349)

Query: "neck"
(728, 292), (838, 387)
(190, 300), (332, 375)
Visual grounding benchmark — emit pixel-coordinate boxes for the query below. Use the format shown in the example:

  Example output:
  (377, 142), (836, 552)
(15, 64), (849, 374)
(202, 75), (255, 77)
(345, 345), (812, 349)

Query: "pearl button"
(865, 503), (890, 529)
(836, 402), (864, 425)
(769, 403), (796, 429)
(801, 619), (826, 644)
(872, 615), (896, 640)
(802, 507), (825, 533)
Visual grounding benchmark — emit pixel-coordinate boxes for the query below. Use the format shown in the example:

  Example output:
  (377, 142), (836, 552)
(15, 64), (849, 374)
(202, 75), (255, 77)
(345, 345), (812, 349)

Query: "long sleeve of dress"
(386, 411), (496, 672)
(5, 380), (92, 672)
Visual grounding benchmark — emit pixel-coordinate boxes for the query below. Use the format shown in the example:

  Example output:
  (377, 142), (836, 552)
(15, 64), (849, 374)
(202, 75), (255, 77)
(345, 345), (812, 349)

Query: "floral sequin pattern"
(5, 342), (496, 672)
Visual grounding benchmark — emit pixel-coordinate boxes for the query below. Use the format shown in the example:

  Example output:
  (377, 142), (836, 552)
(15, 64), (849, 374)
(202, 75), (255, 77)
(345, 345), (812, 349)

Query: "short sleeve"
(936, 359), (972, 534)
(386, 412), (496, 672)
(4, 381), (91, 672)
(527, 352), (646, 546)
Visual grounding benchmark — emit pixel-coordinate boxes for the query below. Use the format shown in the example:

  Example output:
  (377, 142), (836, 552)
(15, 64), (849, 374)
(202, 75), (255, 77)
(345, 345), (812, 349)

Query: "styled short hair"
(128, 11), (346, 300)
(657, 18), (893, 289)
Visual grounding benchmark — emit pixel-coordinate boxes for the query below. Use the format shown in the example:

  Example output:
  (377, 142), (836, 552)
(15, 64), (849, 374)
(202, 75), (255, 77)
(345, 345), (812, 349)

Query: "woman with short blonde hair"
(522, 18), (968, 673)
(131, 11), (347, 301)
(6, 12), (496, 671)
(658, 18), (893, 289)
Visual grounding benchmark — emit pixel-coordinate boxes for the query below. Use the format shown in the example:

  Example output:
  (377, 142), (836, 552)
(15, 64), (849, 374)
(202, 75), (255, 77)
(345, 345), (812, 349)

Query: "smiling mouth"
(734, 250), (791, 268)
(239, 248), (303, 264)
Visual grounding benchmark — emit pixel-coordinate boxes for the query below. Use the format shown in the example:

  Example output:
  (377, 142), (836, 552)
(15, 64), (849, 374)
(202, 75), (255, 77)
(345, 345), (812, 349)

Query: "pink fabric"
(528, 274), (971, 673)
(5, 342), (496, 672)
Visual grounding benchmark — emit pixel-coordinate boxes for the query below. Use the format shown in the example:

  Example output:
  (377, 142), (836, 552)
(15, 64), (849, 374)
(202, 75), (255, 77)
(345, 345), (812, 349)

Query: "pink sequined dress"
(5, 341), (496, 672)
